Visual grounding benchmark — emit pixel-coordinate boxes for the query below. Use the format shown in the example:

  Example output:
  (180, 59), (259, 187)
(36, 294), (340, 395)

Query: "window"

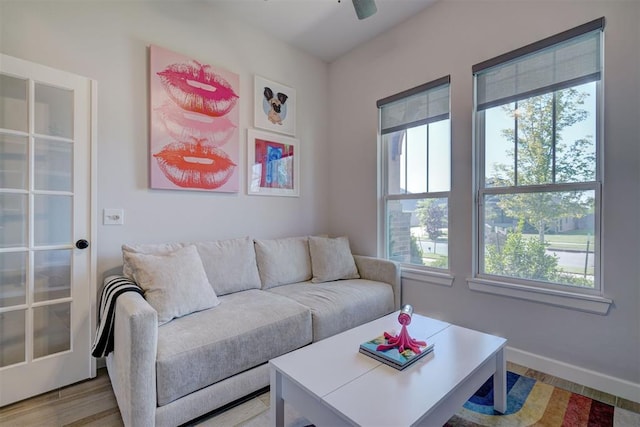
(378, 76), (450, 271)
(473, 19), (604, 296)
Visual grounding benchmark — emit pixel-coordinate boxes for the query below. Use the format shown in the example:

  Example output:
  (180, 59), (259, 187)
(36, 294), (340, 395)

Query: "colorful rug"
(445, 371), (639, 426)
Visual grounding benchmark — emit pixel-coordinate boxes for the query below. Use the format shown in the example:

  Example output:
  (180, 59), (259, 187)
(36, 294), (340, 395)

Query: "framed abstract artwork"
(254, 75), (296, 136)
(247, 129), (299, 197)
(149, 44), (240, 192)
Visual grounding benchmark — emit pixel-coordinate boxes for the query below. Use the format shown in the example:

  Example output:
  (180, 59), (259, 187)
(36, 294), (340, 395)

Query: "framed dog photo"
(247, 129), (299, 197)
(254, 75), (296, 136)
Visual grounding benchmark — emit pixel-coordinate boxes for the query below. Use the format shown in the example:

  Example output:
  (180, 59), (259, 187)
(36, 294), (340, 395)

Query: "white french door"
(0, 54), (96, 406)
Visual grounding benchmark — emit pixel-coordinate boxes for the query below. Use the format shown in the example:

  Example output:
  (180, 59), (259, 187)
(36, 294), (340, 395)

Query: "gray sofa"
(105, 235), (400, 427)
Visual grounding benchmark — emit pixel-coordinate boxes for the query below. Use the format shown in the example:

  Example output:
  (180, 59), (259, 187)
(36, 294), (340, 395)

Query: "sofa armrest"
(353, 255), (401, 310)
(106, 284), (158, 427)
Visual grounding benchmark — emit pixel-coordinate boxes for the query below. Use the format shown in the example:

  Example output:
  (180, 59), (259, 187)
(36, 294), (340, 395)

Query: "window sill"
(467, 277), (612, 315)
(401, 267), (454, 287)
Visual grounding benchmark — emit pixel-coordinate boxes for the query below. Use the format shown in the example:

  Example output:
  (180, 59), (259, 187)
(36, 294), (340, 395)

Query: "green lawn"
(523, 233), (594, 252)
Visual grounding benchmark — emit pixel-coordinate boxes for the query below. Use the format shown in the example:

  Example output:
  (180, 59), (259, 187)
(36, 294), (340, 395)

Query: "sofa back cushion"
(308, 235), (360, 283)
(193, 237), (261, 295)
(254, 236), (312, 289)
(122, 237), (261, 296)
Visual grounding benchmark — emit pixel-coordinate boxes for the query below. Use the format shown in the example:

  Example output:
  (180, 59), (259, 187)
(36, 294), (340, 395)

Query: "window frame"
(378, 76), (453, 281)
(470, 19), (612, 313)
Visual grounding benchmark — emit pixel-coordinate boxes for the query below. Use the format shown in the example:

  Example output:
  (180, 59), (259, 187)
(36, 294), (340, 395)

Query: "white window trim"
(401, 266), (454, 287)
(467, 277), (612, 314)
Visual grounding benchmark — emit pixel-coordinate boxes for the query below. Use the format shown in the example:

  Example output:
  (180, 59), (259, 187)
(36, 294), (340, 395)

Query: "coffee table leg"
(270, 367), (285, 427)
(493, 348), (507, 413)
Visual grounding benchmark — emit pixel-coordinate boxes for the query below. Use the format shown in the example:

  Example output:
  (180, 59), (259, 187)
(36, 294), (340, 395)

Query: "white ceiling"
(208, 0), (439, 62)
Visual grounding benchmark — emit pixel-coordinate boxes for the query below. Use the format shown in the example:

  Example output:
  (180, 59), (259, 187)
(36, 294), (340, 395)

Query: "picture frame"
(247, 129), (299, 197)
(254, 75), (296, 136)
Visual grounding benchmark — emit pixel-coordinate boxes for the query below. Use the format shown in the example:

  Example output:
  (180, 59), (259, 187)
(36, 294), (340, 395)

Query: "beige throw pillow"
(123, 245), (220, 325)
(308, 236), (360, 283)
(122, 242), (185, 279)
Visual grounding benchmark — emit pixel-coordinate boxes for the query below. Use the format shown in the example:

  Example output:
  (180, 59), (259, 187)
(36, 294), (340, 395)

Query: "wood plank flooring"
(0, 368), (122, 426)
(0, 362), (638, 426)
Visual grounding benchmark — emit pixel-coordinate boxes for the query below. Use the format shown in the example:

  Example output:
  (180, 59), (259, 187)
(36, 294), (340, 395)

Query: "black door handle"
(75, 239), (89, 249)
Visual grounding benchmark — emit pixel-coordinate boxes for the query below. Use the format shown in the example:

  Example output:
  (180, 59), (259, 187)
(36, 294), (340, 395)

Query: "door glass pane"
(0, 252), (27, 307)
(33, 302), (70, 358)
(34, 195), (72, 246)
(0, 74), (28, 132)
(34, 83), (73, 138)
(0, 309), (26, 367)
(34, 250), (71, 302)
(0, 134), (28, 189)
(0, 193), (27, 248)
(35, 138), (72, 192)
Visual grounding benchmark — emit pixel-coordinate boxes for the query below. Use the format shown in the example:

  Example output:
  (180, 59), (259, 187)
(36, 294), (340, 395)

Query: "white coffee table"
(270, 312), (506, 426)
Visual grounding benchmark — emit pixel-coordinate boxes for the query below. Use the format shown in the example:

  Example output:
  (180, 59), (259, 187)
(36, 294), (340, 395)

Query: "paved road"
(549, 249), (594, 270)
(418, 240), (447, 256)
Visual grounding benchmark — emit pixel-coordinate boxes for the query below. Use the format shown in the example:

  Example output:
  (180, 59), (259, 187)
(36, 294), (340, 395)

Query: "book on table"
(359, 335), (435, 370)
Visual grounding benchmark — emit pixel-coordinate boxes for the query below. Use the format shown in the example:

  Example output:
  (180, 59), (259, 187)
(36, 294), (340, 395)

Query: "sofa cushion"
(123, 245), (220, 325)
(122, 237), (261, 296)
(193, 237), (262, 295)
(267, 279), (394, 341)
(155, 289), (312, 406)
(122, 242), (185, 279)
(308, 236), (360, 283)
(254, 236), (312, 289)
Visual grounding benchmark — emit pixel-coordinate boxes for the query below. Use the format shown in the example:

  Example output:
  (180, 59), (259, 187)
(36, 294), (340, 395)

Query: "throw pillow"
(308, 236), (360, 283)
(254, 236), (312, 289)
(123, 245), (220, 325)
(122, 242), (185, 279)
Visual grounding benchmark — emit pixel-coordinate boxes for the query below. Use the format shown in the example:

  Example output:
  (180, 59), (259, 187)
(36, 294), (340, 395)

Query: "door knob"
(75, 239), (89, 249)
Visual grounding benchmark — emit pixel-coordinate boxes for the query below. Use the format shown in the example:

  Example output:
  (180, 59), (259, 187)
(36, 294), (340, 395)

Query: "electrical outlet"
(104, 208), (124, 225)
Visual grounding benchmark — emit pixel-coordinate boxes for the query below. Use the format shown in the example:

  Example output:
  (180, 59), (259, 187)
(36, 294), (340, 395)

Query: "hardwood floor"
(1, 362), (638, 426)
(0, 368), (122, 426)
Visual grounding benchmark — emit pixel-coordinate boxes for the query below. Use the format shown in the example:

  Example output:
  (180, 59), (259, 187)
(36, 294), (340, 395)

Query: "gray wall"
(0, 1), (331, 278)
(328, 0), (639, 385)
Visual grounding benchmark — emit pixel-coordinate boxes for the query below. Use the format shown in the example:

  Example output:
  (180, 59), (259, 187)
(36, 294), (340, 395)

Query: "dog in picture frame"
(263, 87), (289, 125)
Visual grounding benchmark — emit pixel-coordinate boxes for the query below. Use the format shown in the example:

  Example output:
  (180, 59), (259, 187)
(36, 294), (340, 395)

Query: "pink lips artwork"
(156, 101), (237, 147)
(154, 140), (236, 189)
(150, 45), (239, 192)
(157, 60), (238, 117)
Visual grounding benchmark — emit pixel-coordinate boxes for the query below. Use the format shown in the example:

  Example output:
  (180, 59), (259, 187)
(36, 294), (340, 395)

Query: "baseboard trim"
(96, 357), (106, 370)
(506, 346), (640, 404)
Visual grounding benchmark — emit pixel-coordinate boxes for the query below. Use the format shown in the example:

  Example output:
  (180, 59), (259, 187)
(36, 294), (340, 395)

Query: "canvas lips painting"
(150, 45), (240, 192)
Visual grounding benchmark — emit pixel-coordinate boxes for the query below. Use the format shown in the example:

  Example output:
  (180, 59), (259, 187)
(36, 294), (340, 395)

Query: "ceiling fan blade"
(352, 0), (377, 20)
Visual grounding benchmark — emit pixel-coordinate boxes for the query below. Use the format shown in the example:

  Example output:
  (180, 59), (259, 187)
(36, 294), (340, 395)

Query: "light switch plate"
(103, 208), (124, 225)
